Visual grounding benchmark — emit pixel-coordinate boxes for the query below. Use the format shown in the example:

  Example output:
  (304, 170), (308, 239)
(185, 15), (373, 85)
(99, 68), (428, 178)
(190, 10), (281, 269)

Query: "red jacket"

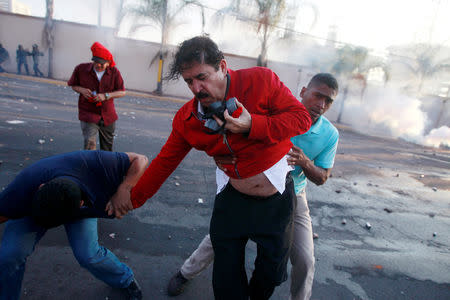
(67, 63), (125, 126)
(131, 67), (311, 208)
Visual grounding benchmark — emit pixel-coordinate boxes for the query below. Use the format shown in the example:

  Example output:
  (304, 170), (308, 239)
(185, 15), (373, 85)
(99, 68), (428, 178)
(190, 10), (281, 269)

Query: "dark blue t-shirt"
(0, 150), (130, 219)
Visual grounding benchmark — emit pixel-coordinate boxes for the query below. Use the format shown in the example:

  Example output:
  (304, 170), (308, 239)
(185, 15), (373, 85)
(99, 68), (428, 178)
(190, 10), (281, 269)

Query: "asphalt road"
(0, 73), (449, 300)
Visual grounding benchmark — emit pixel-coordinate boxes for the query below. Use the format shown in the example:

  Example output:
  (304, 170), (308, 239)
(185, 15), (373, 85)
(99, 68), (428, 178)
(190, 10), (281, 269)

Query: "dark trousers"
(33, 63), (43, 77)
(210, 175), (295, 300)
(17, 61), (29, 75)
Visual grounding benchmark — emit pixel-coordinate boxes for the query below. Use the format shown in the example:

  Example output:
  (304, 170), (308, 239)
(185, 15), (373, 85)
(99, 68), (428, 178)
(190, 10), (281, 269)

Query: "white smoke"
(336, 85), (450, 149)
(421, 126), (450, 148)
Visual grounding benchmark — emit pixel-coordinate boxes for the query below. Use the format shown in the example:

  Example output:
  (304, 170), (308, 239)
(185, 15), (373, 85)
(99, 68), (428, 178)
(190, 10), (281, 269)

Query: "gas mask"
(203, 97), (238, 133)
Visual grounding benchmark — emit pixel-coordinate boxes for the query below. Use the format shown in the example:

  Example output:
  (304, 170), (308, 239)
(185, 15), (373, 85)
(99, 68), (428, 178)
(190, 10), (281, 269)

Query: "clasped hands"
(105, 184), (133, 219)
(80, 88), (107, 102)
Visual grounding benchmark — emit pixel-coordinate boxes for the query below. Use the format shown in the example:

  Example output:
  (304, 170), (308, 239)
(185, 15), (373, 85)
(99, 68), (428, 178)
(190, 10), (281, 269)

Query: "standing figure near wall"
(0, 44), (9, 73)
(67, 41), (126, 151)
(16, 45), (30, 75)
(31, 44), (44, 77)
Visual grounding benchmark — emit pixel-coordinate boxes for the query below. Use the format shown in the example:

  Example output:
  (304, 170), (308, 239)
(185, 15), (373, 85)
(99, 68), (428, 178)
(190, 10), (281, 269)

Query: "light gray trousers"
(180, 191), (315, 300)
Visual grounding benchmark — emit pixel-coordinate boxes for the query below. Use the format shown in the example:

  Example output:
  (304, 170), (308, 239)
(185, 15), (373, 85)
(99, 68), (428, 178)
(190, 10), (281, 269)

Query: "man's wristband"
(105, 93), (110, 100)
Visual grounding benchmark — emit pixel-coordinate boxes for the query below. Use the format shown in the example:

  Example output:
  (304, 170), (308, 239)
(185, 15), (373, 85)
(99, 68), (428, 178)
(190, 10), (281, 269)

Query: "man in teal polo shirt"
(166, 73), (339, 300)
(287, 73), (339, 300)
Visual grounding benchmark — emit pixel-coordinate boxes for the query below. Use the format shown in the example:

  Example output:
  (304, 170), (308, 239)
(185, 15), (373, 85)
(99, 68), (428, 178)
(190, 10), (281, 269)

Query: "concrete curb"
(0, 72), (189, 104)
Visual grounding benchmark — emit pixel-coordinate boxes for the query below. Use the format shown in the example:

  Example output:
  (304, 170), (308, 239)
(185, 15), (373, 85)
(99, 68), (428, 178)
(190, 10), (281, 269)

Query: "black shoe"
(125, 279), (143, 300)
(167, 271), (189, 296)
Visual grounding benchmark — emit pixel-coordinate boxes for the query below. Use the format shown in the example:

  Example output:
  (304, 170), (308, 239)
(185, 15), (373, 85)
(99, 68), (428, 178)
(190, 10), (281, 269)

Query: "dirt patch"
(412, 175), (450, 191)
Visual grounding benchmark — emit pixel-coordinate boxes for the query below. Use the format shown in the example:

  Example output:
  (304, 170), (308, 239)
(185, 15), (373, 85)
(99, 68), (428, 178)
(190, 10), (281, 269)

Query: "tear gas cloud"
(422, 126), (450, 148)
(337, 86), (450, 149)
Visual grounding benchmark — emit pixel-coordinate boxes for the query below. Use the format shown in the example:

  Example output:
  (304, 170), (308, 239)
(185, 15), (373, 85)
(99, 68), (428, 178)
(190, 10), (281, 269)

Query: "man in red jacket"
(68, 42), (126, 151)
(108, 36), (312, 300)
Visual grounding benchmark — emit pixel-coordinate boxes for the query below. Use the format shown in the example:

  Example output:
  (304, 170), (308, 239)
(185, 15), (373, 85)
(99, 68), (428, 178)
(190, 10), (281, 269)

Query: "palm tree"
(331, 45), (390, 123)
(282, 1), (318, 39)
(114, 0), (125, 36)
(388, 43), (450, 132)
(331, 45), (368, 76)
(43, 0), (55, 78)
(121, 0), (205, 95)
(254, 0), (285, 67)
(213, 0), (286, 67)
(388, 43), (450, 94)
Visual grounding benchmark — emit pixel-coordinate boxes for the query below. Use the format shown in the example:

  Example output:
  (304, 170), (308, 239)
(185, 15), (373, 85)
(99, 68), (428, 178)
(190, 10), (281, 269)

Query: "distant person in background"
(16, 44), (30, 75)
(31, 44), (44, 77)
(0, 43), (10, 73)
(68, 41), (126, 151)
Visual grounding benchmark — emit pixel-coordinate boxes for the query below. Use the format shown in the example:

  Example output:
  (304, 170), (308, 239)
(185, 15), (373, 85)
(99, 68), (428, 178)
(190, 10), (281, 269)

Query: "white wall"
(0, 11), (309, 99)
(2, 11), (447, 130)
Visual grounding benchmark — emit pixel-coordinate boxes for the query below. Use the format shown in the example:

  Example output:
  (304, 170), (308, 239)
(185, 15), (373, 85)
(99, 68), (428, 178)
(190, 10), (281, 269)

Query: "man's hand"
(105, 184), (134, 219)
(94, 93), (107, 102)
(214, 154), (237, 172)
(80, 87), (93, 99)
(105, 152), (148, 218)
(287, 145), (308, 167)
(288, 145), (331, 185)
(213, 99), (252, 134)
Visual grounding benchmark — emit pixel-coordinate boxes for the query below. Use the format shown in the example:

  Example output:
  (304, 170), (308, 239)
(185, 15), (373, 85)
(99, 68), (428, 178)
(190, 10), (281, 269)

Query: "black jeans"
(210, 175), (295, 300)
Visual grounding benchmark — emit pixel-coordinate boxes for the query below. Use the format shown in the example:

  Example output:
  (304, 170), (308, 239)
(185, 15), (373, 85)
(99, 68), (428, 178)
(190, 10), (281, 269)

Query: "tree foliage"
(213, 0), (286, 67)
(120, 0), (205, 94)
(388, 43), (450, 94)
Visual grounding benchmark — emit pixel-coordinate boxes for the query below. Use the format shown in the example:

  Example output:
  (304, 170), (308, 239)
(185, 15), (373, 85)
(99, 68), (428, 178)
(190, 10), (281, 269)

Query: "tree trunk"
(258, 24), (269, 67)
(114, 0), (124, 36)
(155, 52), (164, 95)
(48, 47), (53, 79)
(44, 0), (55, 78)
(435, 98), (448, 129)
(155, 0), (168, 95)
(337, 86), (348, 123)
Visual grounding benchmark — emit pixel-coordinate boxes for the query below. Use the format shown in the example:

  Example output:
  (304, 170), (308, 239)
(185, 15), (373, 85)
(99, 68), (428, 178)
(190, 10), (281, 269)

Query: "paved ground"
(0, 73), (449, 300)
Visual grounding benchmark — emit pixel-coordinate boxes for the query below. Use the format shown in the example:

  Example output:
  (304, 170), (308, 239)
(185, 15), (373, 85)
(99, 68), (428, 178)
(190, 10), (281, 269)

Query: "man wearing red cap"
(68, 42), (126, 151)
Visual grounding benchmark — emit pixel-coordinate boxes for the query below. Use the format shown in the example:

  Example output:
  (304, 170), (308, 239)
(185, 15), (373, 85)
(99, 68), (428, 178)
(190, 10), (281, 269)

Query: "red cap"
(91, 42), (115, 67)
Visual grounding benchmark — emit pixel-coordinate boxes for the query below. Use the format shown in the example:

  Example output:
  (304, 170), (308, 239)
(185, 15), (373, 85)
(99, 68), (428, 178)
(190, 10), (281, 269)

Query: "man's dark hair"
(167, 35), (224, 81)
(31, 177), (82, 228)
(308, 73), (339, 92)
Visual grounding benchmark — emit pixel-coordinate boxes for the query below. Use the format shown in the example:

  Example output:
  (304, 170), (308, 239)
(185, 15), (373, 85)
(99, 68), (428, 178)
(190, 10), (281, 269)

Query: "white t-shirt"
(95, 70), (105, 81)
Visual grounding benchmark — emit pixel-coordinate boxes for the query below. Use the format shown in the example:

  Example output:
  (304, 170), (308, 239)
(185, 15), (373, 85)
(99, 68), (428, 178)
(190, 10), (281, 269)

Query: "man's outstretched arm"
(105, 152), (149, 218)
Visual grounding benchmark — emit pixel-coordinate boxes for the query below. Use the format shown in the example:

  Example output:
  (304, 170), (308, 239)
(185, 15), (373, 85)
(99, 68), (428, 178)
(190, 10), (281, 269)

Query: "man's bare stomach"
(229, 172), (278, 197)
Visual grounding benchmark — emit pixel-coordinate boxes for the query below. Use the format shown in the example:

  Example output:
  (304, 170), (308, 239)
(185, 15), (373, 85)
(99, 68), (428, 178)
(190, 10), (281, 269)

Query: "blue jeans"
(0, 217), (133, 299)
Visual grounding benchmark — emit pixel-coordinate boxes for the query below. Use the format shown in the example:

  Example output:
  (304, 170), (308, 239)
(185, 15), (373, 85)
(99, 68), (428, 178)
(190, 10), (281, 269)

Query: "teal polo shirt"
(290, 115), (339, 194)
